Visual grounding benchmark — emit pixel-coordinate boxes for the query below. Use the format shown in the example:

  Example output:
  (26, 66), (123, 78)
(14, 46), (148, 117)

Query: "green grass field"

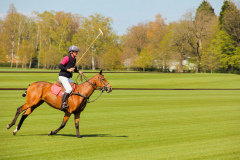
(0, 71), (240, 159)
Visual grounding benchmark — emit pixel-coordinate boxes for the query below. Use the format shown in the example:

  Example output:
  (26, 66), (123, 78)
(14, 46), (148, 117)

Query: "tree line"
(0, 0), (240, 73)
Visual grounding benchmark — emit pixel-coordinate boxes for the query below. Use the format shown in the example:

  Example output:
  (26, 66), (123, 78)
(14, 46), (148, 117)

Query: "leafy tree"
(196, 0), (215, 17)
(157, 30), (172, 72)
(122, 22), (148, 70)
(36, 11), (55, 68)
(124, 22), (148, 54)
(2, 3), (29, 68)
(219, 0), (240, 45)
(72, 13), (114, 70)
(19, 40), (35, 69)
(135, 47), (153, 71)
(161, 22), (194, 72)
(232, 47), (240, 69)
(101, 45), (122, 70)
(24, 16), (38, 68)
(0, 45), (7, 62)
(15, 14), (27, 68)
(3, 3), (19, 68)
(208, 30), (238, 72)
(147, 14), (168, 71)
(2, 1), (240, 73)
(232, 47), (240, 70)
(147, 14), (167, 57)
(219, 31), (238, 72)
(52, 12), (80, 54)
(201, 38), (221, 73)
(36, 11), (81, 69)
(219, 0), (231, 26)
(7, 3), (18, 14)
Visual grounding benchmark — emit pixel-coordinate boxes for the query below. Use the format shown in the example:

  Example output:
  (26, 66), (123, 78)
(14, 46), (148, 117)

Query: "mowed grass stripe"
(0, 89), (239, 159)
(0, 72), (240, 89)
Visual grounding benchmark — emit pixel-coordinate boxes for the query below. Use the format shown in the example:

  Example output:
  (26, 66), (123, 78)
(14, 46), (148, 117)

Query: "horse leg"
(7, 86), (44, 130)
(74, 112), (82, 138)
(13, 101), (44, 135)
(7, 106), (22, 129)
(48, 112), (71, 136)
(7, 102), (37, 129)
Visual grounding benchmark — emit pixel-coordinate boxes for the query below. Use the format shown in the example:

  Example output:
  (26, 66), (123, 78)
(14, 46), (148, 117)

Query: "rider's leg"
(59, 76), (73, 111)
(61, 92), (70, 110)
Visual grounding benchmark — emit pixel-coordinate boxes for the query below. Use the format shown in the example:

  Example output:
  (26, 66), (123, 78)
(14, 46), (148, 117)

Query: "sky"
(0, 0), (227, 35)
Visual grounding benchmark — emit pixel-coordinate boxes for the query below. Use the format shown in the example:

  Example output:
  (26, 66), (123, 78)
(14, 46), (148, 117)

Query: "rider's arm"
(59, 56), (71, 72)
(74, 66), (83, 75)
(59, 64), (73, 72)
(59, 64), (67, 71)
(74, 66), (79, 73)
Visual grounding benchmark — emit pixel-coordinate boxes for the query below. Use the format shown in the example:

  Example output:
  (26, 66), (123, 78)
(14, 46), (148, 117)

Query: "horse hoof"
(48, 131), (53, 135)
(13, 127), (18, 135)
(13, 130), (17, 136)
(7, 124), (11, 129)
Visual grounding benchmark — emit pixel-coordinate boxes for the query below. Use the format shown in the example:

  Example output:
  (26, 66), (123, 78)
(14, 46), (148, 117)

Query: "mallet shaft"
(76, 29), (103, 65)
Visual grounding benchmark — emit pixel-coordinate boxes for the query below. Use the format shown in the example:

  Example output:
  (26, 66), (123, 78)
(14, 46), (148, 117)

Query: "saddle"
(51, 80), (76, 97)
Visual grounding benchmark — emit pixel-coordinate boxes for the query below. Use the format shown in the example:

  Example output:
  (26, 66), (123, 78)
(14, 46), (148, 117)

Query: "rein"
(73, 73), (106, 103)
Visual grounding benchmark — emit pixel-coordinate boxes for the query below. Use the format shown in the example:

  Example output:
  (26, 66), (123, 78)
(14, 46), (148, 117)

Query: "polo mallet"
(76, 28), (103, 65)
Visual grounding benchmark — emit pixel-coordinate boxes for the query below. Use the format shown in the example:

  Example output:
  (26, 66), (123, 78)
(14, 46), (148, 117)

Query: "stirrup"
(61, 102), (69, 111)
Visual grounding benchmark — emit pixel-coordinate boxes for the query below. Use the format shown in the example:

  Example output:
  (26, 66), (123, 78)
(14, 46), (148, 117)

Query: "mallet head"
(99, 28), (103, 36)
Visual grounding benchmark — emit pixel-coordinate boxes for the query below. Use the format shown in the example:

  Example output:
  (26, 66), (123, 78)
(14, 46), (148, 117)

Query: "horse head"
(96, 70), (112, 93)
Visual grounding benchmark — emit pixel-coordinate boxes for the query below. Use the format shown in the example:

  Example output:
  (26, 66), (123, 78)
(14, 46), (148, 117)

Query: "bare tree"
(171, 22), (191, 72)
(182, 8), (217, 72)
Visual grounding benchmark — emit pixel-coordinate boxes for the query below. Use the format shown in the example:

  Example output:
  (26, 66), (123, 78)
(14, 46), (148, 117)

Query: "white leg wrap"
(13, 127), (18, 134)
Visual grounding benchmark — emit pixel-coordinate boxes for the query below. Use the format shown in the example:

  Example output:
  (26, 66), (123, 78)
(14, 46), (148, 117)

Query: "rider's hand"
(68, 68), (75, 72)
(79, 71), (83, 75)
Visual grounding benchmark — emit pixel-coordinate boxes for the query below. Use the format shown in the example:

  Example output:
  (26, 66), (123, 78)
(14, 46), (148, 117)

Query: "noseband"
(98, 75), (110, 92)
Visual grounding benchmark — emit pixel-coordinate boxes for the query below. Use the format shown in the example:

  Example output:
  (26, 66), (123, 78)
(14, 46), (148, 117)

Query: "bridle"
(74, 73), (110, 103)
(97, 75), (110, 92)
(77, 73), (109, 91)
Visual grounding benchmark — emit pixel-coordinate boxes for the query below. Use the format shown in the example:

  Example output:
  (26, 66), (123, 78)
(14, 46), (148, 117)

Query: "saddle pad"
(51, 84), (63, 97)
(51, 83), (77, 97)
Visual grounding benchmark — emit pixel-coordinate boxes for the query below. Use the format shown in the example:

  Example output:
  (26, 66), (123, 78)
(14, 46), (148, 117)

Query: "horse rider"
(59, 45), (83, 111)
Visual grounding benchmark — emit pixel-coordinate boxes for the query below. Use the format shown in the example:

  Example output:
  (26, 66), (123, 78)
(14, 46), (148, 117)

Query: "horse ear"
(100, 70), (102, 75)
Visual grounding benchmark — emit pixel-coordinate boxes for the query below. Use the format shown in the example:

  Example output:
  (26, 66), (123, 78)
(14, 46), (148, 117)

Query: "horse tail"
(22, 91), (27, 97)
(22, 84), (30, 97)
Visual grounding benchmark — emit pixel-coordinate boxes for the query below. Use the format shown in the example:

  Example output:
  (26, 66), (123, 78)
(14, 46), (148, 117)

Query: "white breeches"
(59, 76), (74, 94)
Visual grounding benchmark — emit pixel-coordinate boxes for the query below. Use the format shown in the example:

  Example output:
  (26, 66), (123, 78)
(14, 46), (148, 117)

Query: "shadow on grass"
(83, 134), (128, 138)
(19, 133), (128, 138)
(55, 134), (128, 138)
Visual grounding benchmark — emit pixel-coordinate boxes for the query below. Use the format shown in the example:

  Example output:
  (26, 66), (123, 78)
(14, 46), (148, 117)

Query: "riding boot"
(61, 92), (70, 111)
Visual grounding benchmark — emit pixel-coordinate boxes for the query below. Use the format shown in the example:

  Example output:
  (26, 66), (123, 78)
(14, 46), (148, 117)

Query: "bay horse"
(7, 70), (112, 138)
